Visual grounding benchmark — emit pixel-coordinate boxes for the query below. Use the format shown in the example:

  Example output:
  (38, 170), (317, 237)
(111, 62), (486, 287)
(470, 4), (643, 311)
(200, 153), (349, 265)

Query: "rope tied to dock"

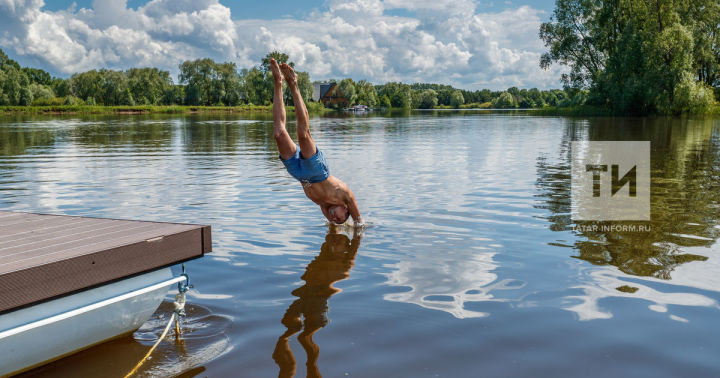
(124, 268), (191, 378)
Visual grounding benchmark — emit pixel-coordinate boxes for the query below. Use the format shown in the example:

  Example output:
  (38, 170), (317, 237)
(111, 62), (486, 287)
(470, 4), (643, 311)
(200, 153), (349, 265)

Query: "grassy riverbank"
(531, 104), (720, 116)
(3, 103), (717, 116)
(0, 105), (275, 115)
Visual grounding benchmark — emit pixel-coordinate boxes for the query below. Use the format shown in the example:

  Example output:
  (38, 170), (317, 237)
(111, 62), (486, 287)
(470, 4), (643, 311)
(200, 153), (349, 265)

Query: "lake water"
(2, 112), (719, 377)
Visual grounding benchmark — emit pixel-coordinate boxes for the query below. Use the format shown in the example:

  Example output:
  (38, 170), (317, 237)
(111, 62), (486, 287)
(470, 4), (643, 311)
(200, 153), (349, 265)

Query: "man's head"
(327, 205), (350, 224)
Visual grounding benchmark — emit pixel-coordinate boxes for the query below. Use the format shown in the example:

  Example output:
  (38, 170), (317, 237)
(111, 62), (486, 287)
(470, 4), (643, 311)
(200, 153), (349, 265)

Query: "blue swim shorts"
(280, 145), (330, 184)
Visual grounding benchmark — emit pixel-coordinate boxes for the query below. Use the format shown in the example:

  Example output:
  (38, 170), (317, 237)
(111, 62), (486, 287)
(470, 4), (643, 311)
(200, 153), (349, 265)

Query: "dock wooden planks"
(0, 211), (211, 313)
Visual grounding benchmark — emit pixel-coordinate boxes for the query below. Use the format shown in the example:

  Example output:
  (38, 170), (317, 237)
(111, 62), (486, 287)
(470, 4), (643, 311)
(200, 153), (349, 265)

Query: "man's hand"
(352, 225), (364, 241)
(344, 191), (362, 227)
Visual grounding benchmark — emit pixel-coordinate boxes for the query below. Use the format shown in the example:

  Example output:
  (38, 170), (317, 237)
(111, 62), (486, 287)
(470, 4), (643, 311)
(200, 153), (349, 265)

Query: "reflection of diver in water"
(273, 226), (362, 378)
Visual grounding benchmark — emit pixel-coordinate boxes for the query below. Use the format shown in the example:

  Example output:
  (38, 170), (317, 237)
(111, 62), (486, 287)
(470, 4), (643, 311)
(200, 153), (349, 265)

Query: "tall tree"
(296, 71), (314, 105)
(0, 49), (21, 70)
(215, 62), (242, 106)
(355, 80), (378, 106)
(240, 67), (270, 105)
(69, 70), (103, 104)
(417, 89), (438, 109)
(127, 67), (173, 105)
(338, 78), (357, 106)
(539, 0), (605, 89)
(0, 65), (30, 105)
(179, 58), (217, 105)
(540, 0), (716, 114)
(22, 67), (52, 86)
(261, 51), (294, 73)
(100, 69), (134, 105)
(449, 90), (465, 108)
(377, 82), (413, 108)
(28, 83), (54, 103)
(492, 92), (518, 108)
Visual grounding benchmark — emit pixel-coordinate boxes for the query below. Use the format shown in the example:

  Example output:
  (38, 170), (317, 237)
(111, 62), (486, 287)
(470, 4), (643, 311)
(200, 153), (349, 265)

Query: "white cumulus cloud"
(0, 0), (565, 89)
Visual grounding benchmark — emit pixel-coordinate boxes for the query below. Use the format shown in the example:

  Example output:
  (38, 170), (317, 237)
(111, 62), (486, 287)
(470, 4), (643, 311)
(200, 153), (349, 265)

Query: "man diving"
(270, 58), (363, 225)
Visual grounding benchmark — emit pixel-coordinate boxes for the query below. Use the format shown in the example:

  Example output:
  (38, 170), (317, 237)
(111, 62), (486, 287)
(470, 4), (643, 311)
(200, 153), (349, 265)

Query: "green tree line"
(6, 23), (716, 115)
(540, 0), (719, 114)
(370, 82), (584, 109)
(2, 46), (579, 110)
(0, 49), (314, 108)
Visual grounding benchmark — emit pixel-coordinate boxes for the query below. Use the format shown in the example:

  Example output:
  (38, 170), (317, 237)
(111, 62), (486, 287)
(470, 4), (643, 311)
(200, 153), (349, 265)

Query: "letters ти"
(585, 164), (637, 197)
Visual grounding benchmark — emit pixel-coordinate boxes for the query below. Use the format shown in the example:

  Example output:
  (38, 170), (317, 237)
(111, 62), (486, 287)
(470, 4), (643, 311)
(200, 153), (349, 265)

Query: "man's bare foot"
(280, 63), (297, 87)
(270, 58), (283, 85)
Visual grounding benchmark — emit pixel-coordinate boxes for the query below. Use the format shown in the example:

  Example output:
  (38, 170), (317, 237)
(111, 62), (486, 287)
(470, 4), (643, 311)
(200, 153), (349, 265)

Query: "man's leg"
(280, 63), (316, 159)
(271, 59), (296, 160)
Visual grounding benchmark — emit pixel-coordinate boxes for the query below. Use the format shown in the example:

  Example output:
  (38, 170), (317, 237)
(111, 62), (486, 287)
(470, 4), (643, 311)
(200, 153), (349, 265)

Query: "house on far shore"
(312, 82), (347, 107)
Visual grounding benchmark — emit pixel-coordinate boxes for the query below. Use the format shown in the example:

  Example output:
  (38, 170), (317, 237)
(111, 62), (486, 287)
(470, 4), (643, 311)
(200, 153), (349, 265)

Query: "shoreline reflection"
(535, 118), (720, 319)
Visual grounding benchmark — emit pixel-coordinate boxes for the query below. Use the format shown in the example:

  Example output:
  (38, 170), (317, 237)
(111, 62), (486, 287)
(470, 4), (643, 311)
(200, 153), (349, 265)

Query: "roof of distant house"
(320, 82), (336, 99)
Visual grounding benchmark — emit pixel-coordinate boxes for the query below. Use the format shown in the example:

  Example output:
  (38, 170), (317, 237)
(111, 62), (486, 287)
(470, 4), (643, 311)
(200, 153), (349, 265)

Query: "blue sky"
(1, 0), (565, 90)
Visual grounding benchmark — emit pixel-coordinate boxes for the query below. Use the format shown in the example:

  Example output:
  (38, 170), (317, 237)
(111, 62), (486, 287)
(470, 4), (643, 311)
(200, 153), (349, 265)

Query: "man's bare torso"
(303, 175), (350, 207)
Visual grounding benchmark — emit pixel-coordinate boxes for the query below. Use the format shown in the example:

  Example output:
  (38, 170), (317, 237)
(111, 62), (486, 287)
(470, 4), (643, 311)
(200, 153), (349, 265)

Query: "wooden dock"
(0, 211), (211, 314)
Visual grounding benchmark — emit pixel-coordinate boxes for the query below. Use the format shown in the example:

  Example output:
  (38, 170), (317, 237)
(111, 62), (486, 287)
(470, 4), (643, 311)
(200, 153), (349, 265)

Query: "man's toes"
(270, 62), (282, 78)
(280, 64), (294, 77)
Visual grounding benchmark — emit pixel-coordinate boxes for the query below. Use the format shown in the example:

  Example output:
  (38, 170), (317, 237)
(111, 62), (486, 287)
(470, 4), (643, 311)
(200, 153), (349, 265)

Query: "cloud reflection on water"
(383, 249), (501, 318)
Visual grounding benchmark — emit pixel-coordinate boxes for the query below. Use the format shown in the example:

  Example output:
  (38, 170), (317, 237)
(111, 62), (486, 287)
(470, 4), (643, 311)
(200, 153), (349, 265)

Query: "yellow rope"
(124, 312), (176, 378)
